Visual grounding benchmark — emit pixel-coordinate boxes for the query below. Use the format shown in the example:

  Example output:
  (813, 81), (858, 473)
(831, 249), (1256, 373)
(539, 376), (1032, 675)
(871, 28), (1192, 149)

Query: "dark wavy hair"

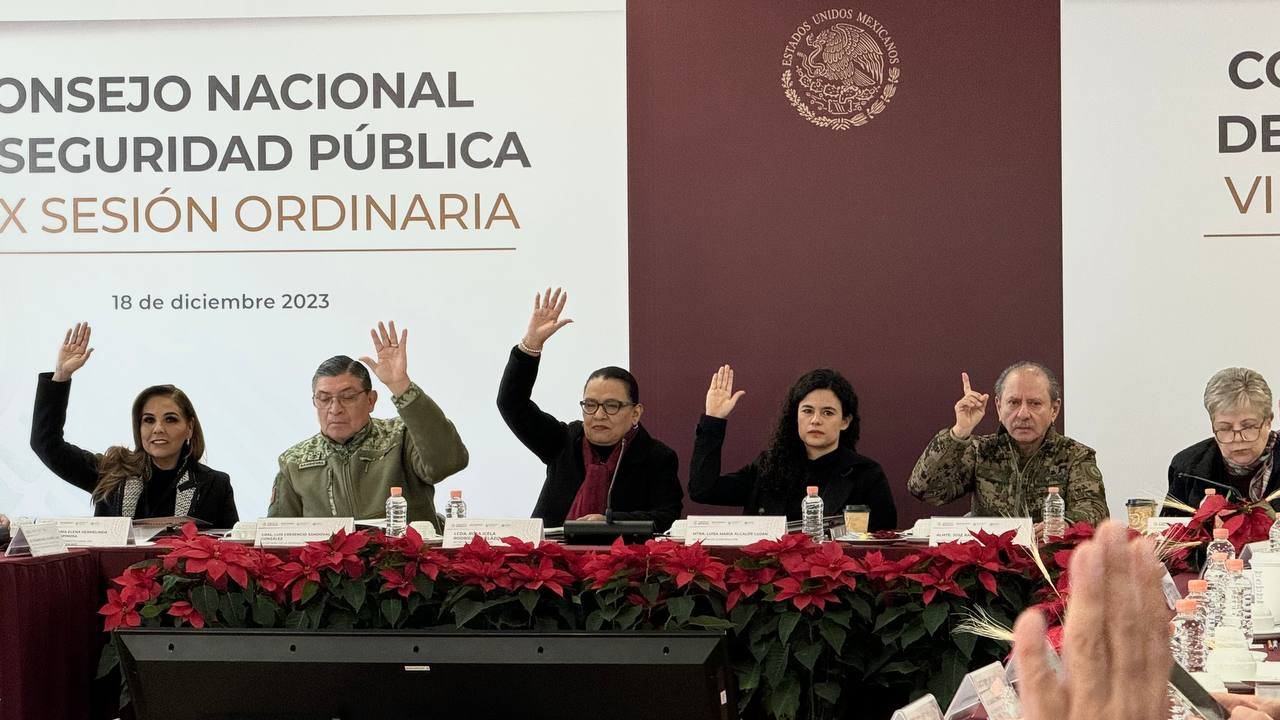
(94, 385), (205, 503)
(757, 368), (860, 498)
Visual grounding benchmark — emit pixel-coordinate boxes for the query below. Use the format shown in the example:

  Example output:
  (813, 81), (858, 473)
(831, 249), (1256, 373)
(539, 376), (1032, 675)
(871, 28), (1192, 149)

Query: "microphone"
(1175, 472), (1240, 501)
(604, 437), (626, 525)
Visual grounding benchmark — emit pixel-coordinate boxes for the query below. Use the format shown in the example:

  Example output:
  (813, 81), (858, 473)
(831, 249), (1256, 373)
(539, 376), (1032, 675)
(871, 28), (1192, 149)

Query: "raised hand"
(952, 371), (989, 439)
(360, 321), (411, 396)
(705, 365), (746, 419)
(521, 287), (573, 353)
(53, 322), (94, 382)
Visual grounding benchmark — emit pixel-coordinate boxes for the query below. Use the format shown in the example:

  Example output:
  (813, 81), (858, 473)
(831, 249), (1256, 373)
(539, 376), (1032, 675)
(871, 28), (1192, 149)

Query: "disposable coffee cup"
(1125, 498), (1157, 532)
(844, 505), (870, 534)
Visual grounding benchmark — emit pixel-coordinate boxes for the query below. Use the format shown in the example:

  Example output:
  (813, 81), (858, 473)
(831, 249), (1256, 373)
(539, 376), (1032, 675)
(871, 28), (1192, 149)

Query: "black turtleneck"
(137, 458), (184, 518)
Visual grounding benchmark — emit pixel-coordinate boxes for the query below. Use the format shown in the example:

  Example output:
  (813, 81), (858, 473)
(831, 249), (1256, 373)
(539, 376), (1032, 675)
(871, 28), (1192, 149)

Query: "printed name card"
(442, 518), (543, 549)
(684, 516), (787, 547)
(944, 661), (1022, 720)
(255, 517), (354, 548)
(42, 516), (132, 547)
(929, 517), (1033, 548)
(890, 694), (943, 720)
(1146, 517), (1189, 536)
(4, 521), (70, 557)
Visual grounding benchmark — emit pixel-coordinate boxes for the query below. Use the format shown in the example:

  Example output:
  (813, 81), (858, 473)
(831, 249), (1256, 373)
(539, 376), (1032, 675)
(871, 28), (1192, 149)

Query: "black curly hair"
(757, 368), (860, 499)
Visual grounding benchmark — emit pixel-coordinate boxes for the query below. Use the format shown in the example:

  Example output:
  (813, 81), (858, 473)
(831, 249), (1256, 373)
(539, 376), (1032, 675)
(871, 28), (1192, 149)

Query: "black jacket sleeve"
(860, 465), (899, 531)
(496, 346), (568, 464)
(688, 414), (759, 509)
(30, 373), (101, 494)
(212, 472), (240, 528)
(608, 445), (683, 532)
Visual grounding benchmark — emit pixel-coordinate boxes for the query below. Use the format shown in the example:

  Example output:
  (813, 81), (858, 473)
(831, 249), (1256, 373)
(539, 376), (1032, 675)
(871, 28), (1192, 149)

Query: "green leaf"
(873, 603), (910, 631)
(765, 676), (801, 720)
(190, 585), (220, 623)
(898, 623), (927, 650)
(304, 602), (324, 628)
(614, 604), (642, 629)
(792, 641), (823, 671)
(452, 598), (485, 627)
(823, 607), (852, 628)
(341, 581), (366, 613)
(819, 622), (847, 652)
(299, 580), (319, 606)
(686, 615), (736, 630)
(585, 609), (605, 631)
(777, 612), (801, 645)
(284, 610), (306, 630)
(923, 601), (949, 636)
(253, 596), (279, 627)
(161, 573), (179, 592)
(381, 598), (402, 627)
(96, 637), (120, 679)
(736, 661), (762, 691)
(139, 604), (162, 619)
(954, 630), (978, 658)
(749, 614), (780, 643)
(666, 595), (696, 623)
(518, 589), (539, 616)
(813, 681), (842, 705)
(928, 651), (970, 708)
(879, 660), (918, 675)
(764, 642), (788, 687)
(412, 574), (434, 597)
(849, 594), (873, 622)
(730, 603), (758, 633)
(640, 582), (660, 605)
(327, 610), (356, 629)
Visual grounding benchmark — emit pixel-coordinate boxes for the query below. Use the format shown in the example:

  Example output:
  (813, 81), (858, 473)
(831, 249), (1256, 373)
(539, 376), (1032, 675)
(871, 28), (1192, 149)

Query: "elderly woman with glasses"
(1167, 367), (1280, 510)
(496, 288), (683, 531)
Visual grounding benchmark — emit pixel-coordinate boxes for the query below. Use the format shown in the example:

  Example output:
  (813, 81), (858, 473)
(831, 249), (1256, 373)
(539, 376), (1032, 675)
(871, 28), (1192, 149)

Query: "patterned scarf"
(567, 426), (638, 520)
(1231, 431), (1280, 501)
(120, 454), (195, 519)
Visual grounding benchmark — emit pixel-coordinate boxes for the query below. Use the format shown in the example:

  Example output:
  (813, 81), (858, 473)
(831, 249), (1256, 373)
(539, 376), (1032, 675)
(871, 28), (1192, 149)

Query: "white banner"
(1063, 0), (1280, 519)
(0, 5), (628, 521)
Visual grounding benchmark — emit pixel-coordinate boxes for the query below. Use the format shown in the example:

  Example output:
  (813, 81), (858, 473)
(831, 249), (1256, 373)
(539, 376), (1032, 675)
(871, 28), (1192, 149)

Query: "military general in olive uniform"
(269, 321), (469, 532)
(908, 361), (1108, 525)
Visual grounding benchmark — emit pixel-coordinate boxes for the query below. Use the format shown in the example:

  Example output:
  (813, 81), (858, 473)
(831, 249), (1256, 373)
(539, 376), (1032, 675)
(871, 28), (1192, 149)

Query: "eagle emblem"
(781, 11), (901, 131)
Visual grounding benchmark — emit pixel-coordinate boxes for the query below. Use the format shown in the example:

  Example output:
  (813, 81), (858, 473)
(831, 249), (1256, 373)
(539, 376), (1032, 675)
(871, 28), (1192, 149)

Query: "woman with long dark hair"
(30, 323), (238, 527)
(689, 365), (896, 529)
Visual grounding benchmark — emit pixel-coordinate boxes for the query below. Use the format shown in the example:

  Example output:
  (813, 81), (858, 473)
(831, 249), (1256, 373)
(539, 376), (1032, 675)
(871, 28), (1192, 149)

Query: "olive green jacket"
(907, 426), (1109, 525)
(268, 383), (469, 532)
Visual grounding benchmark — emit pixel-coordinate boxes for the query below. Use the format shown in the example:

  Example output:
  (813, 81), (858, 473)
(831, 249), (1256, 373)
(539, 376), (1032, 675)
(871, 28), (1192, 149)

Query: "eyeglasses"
(580, 399), (634, 416)
(313, 390), (369, 409)
(1213, 423), (1268, 443)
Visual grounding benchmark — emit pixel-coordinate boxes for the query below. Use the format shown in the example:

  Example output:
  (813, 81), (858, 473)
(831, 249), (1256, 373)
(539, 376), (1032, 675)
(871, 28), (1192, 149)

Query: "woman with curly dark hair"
(688, 365), (896, 530)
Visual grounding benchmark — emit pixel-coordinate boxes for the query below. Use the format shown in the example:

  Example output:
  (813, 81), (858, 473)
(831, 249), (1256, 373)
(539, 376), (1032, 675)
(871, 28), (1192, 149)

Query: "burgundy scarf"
(566, 426), (638, 520)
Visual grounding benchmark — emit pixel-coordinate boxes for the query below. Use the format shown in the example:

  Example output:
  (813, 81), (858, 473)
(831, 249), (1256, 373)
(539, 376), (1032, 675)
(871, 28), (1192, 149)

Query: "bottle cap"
(1175, 598), (1198, 613)
(1212, 551), (1229, 561)
(806, 486), (819, 495)
(389, 487), (402, 497)
(1047, 486), (1060, 493)
(1205, 489), (1217, 496)
(450, 490), (462, 499)
(1188, 579), (1209, 592)
(1227, 558), (1245, 571)
(1214, 528), (1230, 540)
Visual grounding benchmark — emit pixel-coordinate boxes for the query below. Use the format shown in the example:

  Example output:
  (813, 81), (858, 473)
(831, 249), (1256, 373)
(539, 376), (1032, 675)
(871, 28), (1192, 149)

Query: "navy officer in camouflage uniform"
(268, 321), (469, 532)
(907, 361), (1108, 525)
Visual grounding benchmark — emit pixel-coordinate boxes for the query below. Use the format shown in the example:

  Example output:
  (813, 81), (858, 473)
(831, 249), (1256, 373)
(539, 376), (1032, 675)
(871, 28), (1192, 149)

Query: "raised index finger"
(961, 372), (973, 394)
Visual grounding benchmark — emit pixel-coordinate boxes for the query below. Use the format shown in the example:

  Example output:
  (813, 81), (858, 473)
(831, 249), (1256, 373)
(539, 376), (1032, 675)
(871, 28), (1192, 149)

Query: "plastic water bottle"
(1203, 551), (1230, 633)
(1042, 486), (1066, 542)
(445, 489), (467, 522)
(1206, 528), (1235, 563)
(1269, 515), (1280, 553)
(1200, 488), (1217, 506)
(802, 486), (824, 543)
(385, 486), (407, 537)
(1172, 598), (1206, 672)
(1226, 558), (1255, 642)
(1186, 579), (1211, 634)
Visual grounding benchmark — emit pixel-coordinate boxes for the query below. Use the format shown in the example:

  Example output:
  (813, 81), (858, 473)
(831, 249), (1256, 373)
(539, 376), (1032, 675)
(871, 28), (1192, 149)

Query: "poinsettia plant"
(1171, 492), (1276, 554)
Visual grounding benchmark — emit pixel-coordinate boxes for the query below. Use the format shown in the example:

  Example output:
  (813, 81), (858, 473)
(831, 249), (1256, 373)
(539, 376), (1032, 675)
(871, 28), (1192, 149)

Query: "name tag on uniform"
(297, 458), (326, 469)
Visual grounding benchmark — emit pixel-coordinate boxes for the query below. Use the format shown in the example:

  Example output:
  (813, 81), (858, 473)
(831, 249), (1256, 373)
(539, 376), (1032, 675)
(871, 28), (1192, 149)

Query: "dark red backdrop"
(626, 1), (1063, 524)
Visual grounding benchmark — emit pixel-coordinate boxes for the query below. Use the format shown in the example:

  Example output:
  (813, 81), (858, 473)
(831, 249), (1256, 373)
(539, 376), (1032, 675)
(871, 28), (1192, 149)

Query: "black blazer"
(689, 414), (898, 530)
(1166, 435), (1280, 513)
(496, 347), (683, 531)
(30, 373), (240, 528)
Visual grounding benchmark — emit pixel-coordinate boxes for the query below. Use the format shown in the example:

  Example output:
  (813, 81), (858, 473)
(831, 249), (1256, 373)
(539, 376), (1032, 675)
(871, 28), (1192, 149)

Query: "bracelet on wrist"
(518, 340), (542, 356)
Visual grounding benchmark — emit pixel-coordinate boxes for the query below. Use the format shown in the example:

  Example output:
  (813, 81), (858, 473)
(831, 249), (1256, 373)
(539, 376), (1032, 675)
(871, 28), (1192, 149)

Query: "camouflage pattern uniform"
(907, 426), (1108, 524)
(268, 383), (469, 532)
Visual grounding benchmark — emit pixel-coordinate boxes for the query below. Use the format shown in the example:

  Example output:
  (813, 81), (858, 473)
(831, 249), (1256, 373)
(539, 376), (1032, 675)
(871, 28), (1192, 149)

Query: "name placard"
(929, 517), (1033, 548)
(944, 661), (1021, 720)
(442, 518), (543, 549)
(4, 522), (70, 557)
(42, 516), (132, 547)
(1146, 517), (1189, 536)
(255, 517), (354, 548)
(890, 694), (943, 720)
(684, 516), (787, 547)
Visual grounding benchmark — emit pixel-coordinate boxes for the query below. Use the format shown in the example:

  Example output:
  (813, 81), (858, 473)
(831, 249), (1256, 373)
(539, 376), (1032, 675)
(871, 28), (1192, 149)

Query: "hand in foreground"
(0, 514), (8, 528)
(521, 287), (572, 353)
(1214, 693), (1280, 719)
(1011, 520), (1169, 720)
(576, 513), (606, 522)
(360, 321), (411, 396)
(53, 322), (94, 382)
(951, 371), (989, 439)
(705, 364), (746, 419)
